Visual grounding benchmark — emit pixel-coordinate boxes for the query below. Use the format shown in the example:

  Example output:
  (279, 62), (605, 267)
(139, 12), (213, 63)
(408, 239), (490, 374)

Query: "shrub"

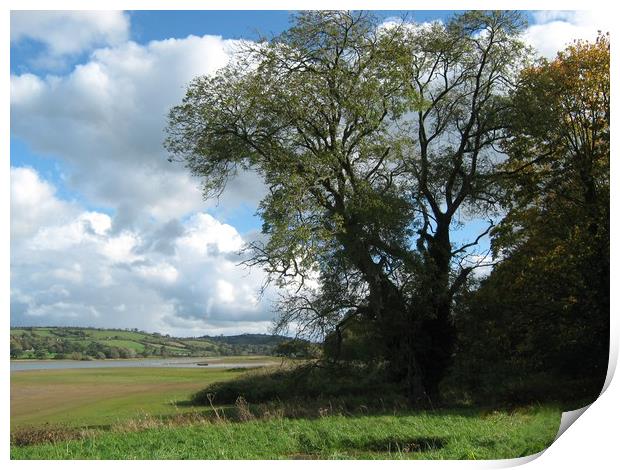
(191, 362), (402, 406)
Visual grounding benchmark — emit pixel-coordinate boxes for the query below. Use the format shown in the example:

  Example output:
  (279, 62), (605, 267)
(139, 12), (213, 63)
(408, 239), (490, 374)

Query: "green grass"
(24, 328), (56, 337)
(161, 346), (191, 354)
(11, 329), (33, 337)
(11, 405), (561, 459)
(181, 339), (218, 348)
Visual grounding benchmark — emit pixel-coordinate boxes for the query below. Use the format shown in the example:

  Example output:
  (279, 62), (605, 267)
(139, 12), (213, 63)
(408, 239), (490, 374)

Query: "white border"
(2, 1), (617, 468)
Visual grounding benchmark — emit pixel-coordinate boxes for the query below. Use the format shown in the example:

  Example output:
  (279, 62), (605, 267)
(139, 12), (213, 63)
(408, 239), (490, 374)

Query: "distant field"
(85, 330), (152, 341)
(12, 328), (56, 337)
(10, 361), (277, 429)
(97, 339), (146, 352)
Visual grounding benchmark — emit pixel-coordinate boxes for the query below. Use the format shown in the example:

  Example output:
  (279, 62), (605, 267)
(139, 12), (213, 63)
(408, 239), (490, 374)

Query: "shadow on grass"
(352, 436), (447, 453)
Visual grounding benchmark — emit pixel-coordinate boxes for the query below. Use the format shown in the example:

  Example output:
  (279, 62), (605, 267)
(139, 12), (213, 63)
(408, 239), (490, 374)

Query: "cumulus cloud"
(11, 34), (265, 230)
(10, 167), (272, 336)
(10, 166), (79, 239)
(524, 10), (611, 58)
(10, 19), (273, 335)
(11, 11), (130, 70)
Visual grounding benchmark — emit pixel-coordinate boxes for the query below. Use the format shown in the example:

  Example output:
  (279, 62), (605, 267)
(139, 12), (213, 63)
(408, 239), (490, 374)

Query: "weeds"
(11, 394), (407, 448)
(234, 397), (255, 422)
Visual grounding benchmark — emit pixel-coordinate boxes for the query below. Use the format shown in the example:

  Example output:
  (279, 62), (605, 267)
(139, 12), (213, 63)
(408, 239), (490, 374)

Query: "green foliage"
(323, 316), (384, 362)
(274, 339), (320, 358)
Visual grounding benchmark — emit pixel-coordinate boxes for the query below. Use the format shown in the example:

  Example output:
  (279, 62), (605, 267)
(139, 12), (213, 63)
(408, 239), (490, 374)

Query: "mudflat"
(10, 366), (265, 428)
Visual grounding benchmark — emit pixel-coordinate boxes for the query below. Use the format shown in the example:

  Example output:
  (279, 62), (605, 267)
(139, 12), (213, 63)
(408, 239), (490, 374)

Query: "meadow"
(11, 363), (562, 460)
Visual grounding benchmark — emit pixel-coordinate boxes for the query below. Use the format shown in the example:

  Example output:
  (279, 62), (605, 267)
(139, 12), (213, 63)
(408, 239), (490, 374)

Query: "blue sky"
(10, 10), (608, 336)
(11, 11), (463, 74)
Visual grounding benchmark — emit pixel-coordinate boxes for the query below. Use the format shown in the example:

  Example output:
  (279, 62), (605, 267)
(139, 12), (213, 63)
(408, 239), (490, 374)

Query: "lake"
(10, 357), (277, 372)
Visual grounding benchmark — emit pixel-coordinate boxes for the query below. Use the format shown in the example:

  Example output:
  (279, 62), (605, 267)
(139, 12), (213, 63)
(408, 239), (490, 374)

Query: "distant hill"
(9, 326), (290, 360)
(204, 334), (290, 346)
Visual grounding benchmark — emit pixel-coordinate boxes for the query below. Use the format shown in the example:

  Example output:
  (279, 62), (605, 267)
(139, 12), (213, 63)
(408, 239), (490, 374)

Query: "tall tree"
(165, 11), (528, 402)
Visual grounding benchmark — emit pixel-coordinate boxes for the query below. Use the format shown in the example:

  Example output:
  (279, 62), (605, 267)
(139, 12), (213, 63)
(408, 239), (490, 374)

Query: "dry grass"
(11, 425), (97, 447)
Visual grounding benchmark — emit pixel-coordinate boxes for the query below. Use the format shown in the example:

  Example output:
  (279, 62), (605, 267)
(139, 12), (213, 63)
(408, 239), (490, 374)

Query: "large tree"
(165, 10), (528, 402)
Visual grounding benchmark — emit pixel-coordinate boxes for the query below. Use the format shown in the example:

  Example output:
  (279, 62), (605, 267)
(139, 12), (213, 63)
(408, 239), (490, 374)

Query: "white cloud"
(135, 262), (179, 285)
(26, 302), (101, 320)
(11, 11), (130, 69)
(215, 280), (236, 304)
(10, 166), (78, 239)
(100, 232), (141, 263)
(52, 264), (83, 284)
(10, 167), (272, 336)
(525, 10), (611, 58)
(11, 33), (265, 228)
(30, 211), (113, 251)
(178, 213), (244, 256)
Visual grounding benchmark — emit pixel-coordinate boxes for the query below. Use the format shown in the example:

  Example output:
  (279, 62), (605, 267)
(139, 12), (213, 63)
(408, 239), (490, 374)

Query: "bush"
(191, 362), (402, 406)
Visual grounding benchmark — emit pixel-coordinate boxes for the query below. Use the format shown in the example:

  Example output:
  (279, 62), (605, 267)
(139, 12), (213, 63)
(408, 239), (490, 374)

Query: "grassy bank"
(11, 405), (561, 459)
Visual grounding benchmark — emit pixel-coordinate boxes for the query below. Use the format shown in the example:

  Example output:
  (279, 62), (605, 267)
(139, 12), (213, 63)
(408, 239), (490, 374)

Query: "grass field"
(11, 363), (274, 429)
(11, 363), (563, 460)
(96, 339), (147, 352)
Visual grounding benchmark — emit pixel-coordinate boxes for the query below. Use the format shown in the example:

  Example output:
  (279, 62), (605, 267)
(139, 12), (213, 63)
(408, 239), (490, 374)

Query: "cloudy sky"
(9, 10), (609, 337)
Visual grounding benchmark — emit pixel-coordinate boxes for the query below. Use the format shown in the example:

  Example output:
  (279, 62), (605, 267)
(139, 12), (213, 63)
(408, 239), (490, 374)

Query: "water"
(10, 357), (275, 372)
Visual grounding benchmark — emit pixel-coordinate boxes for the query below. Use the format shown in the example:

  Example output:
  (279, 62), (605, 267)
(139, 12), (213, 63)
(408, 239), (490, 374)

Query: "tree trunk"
(416, 299), (456, 404)
(414, 220), (457, 404)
